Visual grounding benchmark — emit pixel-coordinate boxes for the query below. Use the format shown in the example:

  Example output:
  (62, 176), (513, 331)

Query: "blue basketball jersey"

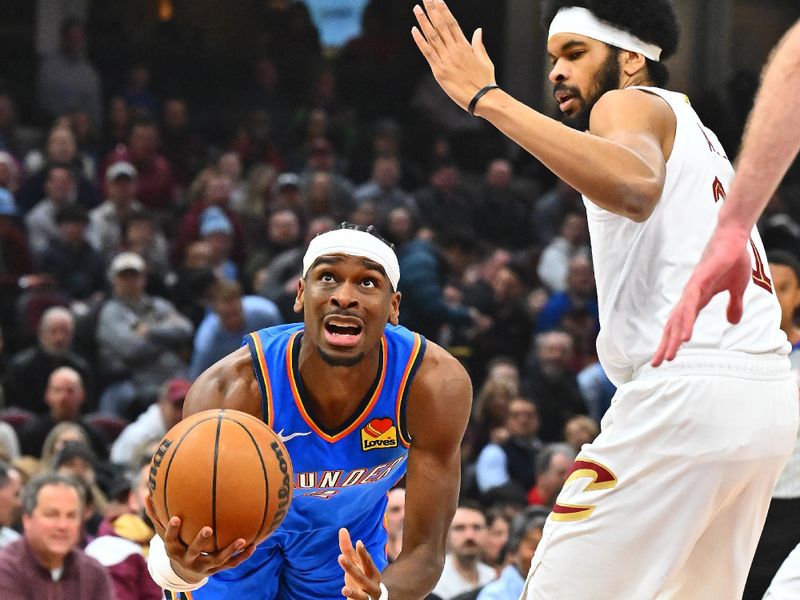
(170, 322), (426, 600)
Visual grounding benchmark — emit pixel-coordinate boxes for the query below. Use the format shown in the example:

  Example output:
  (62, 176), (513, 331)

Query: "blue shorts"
(167, 527), (388, 600)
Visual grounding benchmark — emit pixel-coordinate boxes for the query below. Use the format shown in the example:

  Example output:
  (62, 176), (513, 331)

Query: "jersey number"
(712, 177), (773, 293)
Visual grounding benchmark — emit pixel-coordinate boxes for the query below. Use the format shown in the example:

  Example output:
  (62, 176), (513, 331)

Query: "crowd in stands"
(0, 5), (798, 599)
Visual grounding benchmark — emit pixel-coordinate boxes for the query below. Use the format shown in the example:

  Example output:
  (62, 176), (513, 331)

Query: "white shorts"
(523, 351), (799, 600)
(764, 543), (800, 599)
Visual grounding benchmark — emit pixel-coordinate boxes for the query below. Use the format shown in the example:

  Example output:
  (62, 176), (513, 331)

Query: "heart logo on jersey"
(361, 418), (398, 451)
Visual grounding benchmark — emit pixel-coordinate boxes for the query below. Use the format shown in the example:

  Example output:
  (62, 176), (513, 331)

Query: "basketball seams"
(211, 411), (224, 553)
(226, 417), (270, 543)
(161, 416), (218, 528)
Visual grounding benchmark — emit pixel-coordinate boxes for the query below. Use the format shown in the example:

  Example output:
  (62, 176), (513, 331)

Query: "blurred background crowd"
(0, 1), (798, 599)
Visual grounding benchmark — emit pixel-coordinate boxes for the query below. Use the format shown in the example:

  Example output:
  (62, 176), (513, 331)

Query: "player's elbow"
(621, 181), (660, 222)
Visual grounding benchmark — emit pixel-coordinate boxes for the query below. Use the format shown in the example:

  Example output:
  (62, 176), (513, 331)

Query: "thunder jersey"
(245, 322), (425, 539)
(584, 87), (788, 386)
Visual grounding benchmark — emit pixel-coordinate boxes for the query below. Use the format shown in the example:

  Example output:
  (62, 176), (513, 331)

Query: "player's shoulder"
(253, 322), (303, 340)
(592, 86), (675, 124)
(413, 340), (472, 399)
(185, 345), (262, 418)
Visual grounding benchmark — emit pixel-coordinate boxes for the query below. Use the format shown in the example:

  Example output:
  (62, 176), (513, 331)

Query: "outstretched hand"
(411, 0), (496, 112)
(652, 228), (752, 367)
(338, 528), (382, 600)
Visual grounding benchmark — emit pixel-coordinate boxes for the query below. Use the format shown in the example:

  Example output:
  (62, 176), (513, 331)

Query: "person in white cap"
(88, 161), (142, 261)
(412, 1), (795, 599)
(145, 223), (472, 600)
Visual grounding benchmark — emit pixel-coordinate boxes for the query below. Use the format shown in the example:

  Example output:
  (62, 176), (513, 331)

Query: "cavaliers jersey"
(584, 86), (789, 386)
(170, 323), (426, 600)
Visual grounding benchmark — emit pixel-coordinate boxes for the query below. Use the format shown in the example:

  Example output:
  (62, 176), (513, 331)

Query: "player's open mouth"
(555, 90), (577, 112)
(323, 318), (364, 347)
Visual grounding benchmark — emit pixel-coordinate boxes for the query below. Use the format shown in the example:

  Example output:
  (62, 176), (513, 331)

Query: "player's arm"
(383, 343), (472, 598)
(145, 347), (262, 589)
(411, 0), (670, 222)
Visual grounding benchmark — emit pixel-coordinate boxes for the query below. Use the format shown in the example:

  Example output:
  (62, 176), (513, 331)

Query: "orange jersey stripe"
(250, 332), (274, 428)
(395, 333), (422, 447)
(287, 332), (387, 442)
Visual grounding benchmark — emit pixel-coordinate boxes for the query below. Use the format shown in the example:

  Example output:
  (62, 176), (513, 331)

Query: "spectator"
(110, 378), (189, 467)
(576, 360), (616, 423)
(473, 159), (532, 250)
(477, 508), (548, 600)
(0, 152), (21, 193)
(432, 501), (496, 599)
(96, 252), (193, 417)
(19, 367), (107, 459)
(0, 423), (21, 463)
(244, 208), (302, 288)
(270, 172), (303, 214)
(160, 97), (206, 188)
(103, 118), (177, 213)
(530, 180), (583, 246)
(527, 443), (576, 508)
(523, 331), (587, 442)
(476, 397), (542, 495)
(385, 487), (405, 563)
(0, 473), (113, 598)
(481, 508), (510, 575)
(0, 461), (22, 547)
(563, 415), (600, 455)
(354, 155), (417, 222)
(122, 64), (157, 118)
(199, 205), (239, 281)
(536, 255), (599, 334)
(299, 138), (356, 219)
(256, 214), (336, 321)
(38, 206), (105, 301)
(18, 125), (97, 213)
(4, 307), (93, 415)
(87, 161), (142, 260)
(164, 240), (217, 329)
(414, 159), (477, 235)
(537, 212), (590, 293)
(189, 280), (281, 379)
(52, 442), (108, 530)
(37, 18), (103, 131)
(39, 423), (91, 471)
(24, 166), (77, 255)
(119, 211), (170, 286)
(0, 187), (32, 298)
(768, 251), (800, 367)
(84, 460), (161, 599)
(396, 229), (480, 342)
(302, 169), (353, 223)
(174, 173), (246, 267)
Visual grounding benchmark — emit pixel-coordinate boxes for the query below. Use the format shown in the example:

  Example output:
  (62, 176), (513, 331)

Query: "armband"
(147, 535), (208, 592)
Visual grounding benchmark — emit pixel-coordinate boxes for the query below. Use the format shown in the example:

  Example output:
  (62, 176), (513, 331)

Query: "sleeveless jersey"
(583, 86), (788, 386)
(245, 322), (426, 540)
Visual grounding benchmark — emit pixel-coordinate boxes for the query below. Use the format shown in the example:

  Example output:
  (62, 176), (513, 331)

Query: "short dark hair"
(456, 497), (486, 516)
(21, 473), (84, 515)
(535, 443), (575, 478)
(541, 0), (680, 86)
(336, 222), (394, 251)
(768, 250), (800, 282)
(507, 506), (549, 552)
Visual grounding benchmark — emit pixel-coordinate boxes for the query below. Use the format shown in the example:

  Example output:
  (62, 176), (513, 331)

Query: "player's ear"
(388, 291), (401, 326)
(293, 278), (305, 314)
(621, 50), (647, 77)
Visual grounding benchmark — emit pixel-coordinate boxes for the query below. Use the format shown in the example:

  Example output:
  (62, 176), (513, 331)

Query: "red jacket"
(0, 537), (113, 600)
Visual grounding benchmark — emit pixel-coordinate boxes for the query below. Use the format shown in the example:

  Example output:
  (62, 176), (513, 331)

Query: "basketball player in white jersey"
(412, 0), (797, 598)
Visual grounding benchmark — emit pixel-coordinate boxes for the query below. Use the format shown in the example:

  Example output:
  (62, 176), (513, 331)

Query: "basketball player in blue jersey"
(145, 223), (473, 600)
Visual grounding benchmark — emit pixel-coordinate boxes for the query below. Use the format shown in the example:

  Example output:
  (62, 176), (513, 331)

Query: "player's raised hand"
(411, 0), (496, 112)
(652, 228), (751, 367)
(338, 528), (382, 600)
(145, 495), (256, 582)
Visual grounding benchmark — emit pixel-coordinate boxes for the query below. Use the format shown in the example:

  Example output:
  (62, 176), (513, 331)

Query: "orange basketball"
(148, 409), (293, 551)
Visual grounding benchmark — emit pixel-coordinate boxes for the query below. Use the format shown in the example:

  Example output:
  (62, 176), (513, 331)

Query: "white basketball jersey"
(584, 86), (789, 386)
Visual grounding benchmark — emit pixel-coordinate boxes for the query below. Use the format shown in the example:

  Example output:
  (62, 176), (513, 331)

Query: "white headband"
(302, 228), (400, 290)
(549, 7), (662, 62)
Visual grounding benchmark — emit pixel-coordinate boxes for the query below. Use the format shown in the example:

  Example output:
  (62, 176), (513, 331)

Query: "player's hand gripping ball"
(149, 409), (293, 550)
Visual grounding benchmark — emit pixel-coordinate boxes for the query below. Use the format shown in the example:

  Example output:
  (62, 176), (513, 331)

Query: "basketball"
(148, 408), (293, 551)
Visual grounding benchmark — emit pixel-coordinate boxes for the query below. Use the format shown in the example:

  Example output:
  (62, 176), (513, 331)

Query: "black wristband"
(468, 84), (500, 117)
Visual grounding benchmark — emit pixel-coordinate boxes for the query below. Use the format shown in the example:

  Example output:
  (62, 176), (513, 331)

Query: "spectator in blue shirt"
(476, 508), (548, 600)
(188, 279), (281, 379)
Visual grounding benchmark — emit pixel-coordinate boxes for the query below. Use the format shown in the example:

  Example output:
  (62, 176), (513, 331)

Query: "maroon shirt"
(0, 537), (113, 600)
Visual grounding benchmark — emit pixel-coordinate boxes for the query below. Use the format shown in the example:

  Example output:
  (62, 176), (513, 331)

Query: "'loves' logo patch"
(361, 418), (398, 451)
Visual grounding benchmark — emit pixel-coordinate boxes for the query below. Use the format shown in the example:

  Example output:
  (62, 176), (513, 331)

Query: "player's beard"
(316, 345), (366, 367)
(559, 49), (622, 132)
